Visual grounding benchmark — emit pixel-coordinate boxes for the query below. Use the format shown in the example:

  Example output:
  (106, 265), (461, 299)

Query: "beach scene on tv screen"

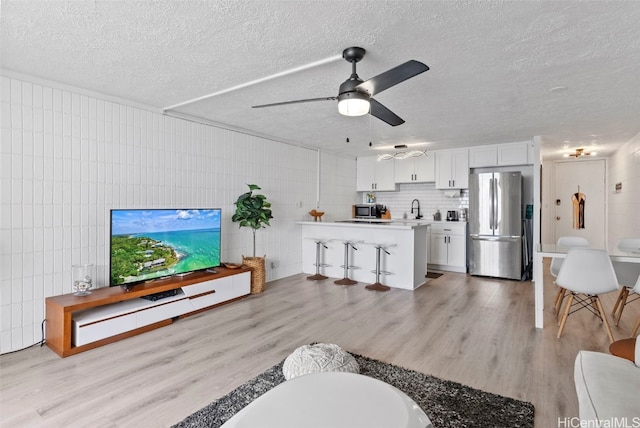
(111, 209), (221, 285)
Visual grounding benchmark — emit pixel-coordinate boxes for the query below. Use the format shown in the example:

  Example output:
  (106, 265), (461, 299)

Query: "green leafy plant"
(232, 184), (273, 257)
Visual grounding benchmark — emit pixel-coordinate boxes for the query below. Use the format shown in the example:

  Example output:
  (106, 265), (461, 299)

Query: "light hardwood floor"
(2, 260), (638, 428)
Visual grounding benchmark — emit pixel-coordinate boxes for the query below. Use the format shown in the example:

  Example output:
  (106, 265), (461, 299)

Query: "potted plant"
(232, 184), (273, 293)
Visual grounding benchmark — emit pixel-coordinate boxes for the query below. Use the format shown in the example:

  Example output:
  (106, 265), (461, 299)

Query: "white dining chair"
(611, 238), (640, 325)
(555, 247), (620, 343)
(628, 276), (640, 337)
(551, 236), (589, 317)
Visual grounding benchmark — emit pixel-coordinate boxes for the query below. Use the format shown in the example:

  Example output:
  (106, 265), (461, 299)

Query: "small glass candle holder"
(72, 264), (94, 296)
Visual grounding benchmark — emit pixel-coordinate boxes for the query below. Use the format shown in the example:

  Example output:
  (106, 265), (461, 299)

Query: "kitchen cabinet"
(497, 141), (530, 165)
(428, 222), (467, 273)
(356, 156), (396, 191)
(469, 146), (497, 168)
(394, 154), (435, 183)
(435, 149), (469, 189)
(469, 141), (531, 168)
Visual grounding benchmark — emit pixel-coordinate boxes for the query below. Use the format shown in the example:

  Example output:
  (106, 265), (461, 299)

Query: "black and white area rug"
(172, 352), (534, 428)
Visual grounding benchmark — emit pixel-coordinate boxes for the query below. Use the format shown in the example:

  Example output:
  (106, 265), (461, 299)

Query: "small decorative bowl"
(309, 210), (325, 221)
(222, 262), (242, 269)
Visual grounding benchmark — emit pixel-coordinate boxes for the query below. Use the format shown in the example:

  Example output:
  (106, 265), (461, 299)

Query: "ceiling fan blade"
(252, 97), (336, 109)
(356, 60), (429, 96)
(370, 98), (404, 126)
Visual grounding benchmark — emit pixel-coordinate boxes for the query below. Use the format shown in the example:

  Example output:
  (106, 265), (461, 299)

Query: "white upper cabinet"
(435, 149), (469, 189)
(356, 156), (396, 191)
(469, 141), (531, 167)
(497, 141), (530, 166)
(394, 154), (435, 183)
(469, 146), (498, 168)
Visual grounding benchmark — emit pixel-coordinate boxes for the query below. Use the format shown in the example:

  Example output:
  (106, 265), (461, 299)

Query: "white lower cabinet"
(428, 223), (467, 273)
(72, 272), (251, 347)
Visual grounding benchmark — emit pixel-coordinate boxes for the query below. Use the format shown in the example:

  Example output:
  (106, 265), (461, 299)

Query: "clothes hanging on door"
(571, 191), (585, 229)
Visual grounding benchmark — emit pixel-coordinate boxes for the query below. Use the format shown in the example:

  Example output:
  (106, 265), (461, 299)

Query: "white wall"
(607, 132), (640, 249)
(540, 132), (640, 248)
(0, 75), (356, 353)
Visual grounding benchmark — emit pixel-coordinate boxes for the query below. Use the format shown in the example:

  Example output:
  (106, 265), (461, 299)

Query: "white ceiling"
(3, 0), (640, 160)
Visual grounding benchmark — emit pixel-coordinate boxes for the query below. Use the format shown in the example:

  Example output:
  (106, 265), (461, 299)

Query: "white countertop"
(299, 219), (467, 230)
(298, 220), (431, 230)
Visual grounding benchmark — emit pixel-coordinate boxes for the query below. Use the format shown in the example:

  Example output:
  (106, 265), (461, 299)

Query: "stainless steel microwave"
(354, 204), (383, 219)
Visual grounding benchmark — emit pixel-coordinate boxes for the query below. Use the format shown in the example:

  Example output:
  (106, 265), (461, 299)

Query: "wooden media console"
(45, 266), (252, 357)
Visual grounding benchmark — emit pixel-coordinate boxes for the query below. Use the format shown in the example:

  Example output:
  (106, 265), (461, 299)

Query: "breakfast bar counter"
(299, 220), (430, 290)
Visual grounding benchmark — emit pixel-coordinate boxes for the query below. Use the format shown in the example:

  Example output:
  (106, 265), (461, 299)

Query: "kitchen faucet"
(411, 199), (422, 219)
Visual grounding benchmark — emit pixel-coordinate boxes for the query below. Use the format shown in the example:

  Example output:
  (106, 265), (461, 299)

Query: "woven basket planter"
(242, 255), (266, 294)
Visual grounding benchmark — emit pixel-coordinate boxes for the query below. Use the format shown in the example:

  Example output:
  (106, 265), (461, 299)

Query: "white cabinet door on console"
(137, 298), (193, 328)
(184, 276), (236, 311)
(233, 271), (251, 295)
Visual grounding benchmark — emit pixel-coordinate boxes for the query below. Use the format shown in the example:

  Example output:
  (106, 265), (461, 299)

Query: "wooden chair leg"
(595, 297), (615, 344)
(614, 288), (629, 327)
(557, 293), (574, 339)
(553, 287), (565, 316)
(611, 287), (626, 316)
(632, 315), (640, 337)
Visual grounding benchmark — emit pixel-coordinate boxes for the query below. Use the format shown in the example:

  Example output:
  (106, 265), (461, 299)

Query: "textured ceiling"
(3, 0), (640, 159)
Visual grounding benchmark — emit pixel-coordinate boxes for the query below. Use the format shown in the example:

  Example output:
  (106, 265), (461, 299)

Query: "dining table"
(533, 243), (640, 329)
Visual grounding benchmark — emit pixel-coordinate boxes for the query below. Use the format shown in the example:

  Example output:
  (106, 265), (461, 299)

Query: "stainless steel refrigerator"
(468, 171), (523, 280)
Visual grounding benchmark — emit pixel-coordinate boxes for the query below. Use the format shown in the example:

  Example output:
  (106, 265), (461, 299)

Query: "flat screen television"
(110, 209), (221, 287)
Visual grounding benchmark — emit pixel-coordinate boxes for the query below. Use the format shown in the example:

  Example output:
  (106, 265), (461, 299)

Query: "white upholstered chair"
(551, 236), (589, 317)
(611, 238), (640, 326)
(555, 247), (620, 343)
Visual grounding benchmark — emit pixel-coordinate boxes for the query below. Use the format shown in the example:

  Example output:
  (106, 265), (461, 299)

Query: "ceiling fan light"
(338, 92), (370, 116)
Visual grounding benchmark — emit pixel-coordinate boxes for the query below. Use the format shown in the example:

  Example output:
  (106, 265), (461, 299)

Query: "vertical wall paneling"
(0, 75), (356, 354)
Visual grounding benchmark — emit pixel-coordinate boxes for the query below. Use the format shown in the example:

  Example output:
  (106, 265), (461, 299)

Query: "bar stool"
(307, 239), (330, 281)
(334, 240), (361, 286)
(365, 243), (396, 292)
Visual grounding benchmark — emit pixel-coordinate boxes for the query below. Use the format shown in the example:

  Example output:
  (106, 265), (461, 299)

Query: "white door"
(553, 159), (606, 248)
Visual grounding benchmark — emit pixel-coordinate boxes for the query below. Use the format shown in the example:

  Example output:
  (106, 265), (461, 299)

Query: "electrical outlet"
(295, 201), (302, 208)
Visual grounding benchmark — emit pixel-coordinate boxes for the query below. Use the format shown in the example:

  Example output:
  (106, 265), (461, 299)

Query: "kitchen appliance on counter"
(446, 210), (459, 221)
(468, 171), (523, 280)
(433, 210), (441, 221)
(354, 204), (384, 219)
(459, 208), (468, 222)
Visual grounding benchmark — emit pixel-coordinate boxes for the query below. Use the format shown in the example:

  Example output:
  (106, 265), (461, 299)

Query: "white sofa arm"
(574, 351), (639, 422)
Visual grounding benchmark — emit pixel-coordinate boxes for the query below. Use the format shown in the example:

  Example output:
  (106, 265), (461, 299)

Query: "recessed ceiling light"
(549, 86), (568, 93)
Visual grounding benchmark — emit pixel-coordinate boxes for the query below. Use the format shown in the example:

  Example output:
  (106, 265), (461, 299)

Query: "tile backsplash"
(365, 182), (469, 220)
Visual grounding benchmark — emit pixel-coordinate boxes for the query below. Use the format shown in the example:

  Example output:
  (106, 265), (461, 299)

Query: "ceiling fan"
(252, 47), (429, 126)
(565, 148), (595, 158)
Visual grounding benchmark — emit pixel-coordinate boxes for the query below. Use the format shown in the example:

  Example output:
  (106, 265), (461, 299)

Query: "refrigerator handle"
(493, 176), (499, 230)
(489, 177), (495, 230)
